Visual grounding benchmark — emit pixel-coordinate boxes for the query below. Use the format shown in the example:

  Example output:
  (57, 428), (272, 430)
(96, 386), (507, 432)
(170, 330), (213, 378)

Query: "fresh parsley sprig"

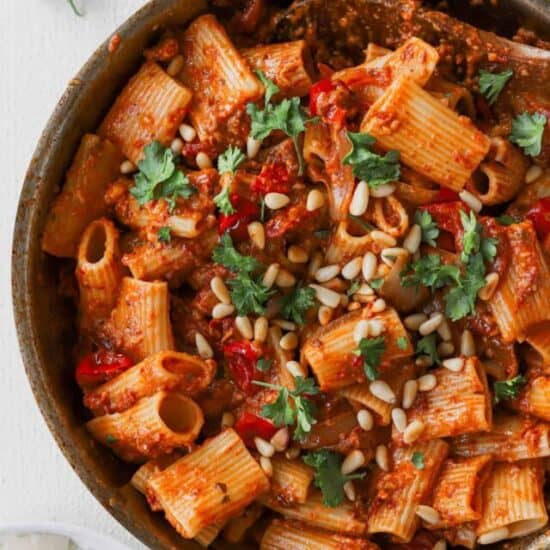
(253, 377), (319, 441)
(212, 233), (262, 273)
(416, 333), (440, 365)
(478, 68), (513, 105)
(510, 112), (547, 157)
(157, 226), (171, 243)
(494, 375), (526, 403)
(130, 141), (196, 211)
(279, 283), (317, 325)
(460, 210), (498, 264)
(343, 131), (400, 189)
(355, 336), (386, 381)
(227, 272), (275, 316)
(303, 449), (365, 507)
(415, 210), (440, 247)
(213, 146), (246, 215)
(411, 451), (425, 470)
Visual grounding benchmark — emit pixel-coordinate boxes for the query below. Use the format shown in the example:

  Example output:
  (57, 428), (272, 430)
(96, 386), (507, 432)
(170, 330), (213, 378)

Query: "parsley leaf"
(303, 449), (365, 507)
(496, 214), (516, 226)
(460, 210), (482, 262)
(415, 210), (440, 247)
(397, 336), (408, 350)
(67, 0), (83, 16)
(217, 145), (246, 175)
(402, 255), (461, 292)
(280, 284), (317, 325)
(157, 226), (171, 243)
(356, 336), (386, 381)
(212, 233), (262, 273)
(254, 377), (320, 441)
(213, 186), (235, 215)
(130, 141), (196, 210)
(494, 375), (526, 403)
(256, 357), (273, 372)
(347, 279), (361, 296)
(255, 69), (280, 106)
(416, 333), (440, 364)
(343, 132), (400, 188)
(370, 278), (384, 290)
(105, 434), (118, 445)
(411, 451), (425, 470)
(227, 272), (274, 316)
(510, 112), (547, 157)
(478, 68), (513, 105)
(348, 214), (376, 232)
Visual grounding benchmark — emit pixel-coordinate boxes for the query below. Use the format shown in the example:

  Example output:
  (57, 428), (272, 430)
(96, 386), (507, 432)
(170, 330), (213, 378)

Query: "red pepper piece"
(234, 411), (277, 448)
(526, 197), (550, 239)
(251, 162), (291, 195)
(309, 78), (335, 116)
(218, 193), (260, 240)
(434, 187), (460, 203)
(223, 340), (260, 395)
(76, 349), (133, 389)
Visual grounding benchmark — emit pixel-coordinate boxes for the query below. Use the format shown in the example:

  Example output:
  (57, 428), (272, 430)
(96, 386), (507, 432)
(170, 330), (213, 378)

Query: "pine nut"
(376, 263), (390, 277)
(212, 303), (235, 319)
(221, 412), (235, 428)
(370, 183), (395, 198)
(254, 437), (275, 458)
(285, 446), (300, 460)
(375, 444), (389, 471)
(349, 181), (370, 216)
(478, 272), (500, 301)
(288, 245), (308, 264)
(437, 318), (452, 341)
(368, 319), (385, 337)
(195, 333), (213, 359)
(437, 341), (455, 358)
(371, 298), (386, 313)
(280, 332), (298, 350)
(442, 357), (465, 372)
(460, 329), (476, 357)
(260, 456), (273, 477)
(415, 355), (434, 368)
(265, 192), (290, 210)
(254, 317), (268, 342)
(270, 427), (289, 451)
(341, 449), (365, 475)
(371, 230), (396, 247)
(210, 276), (231, 305)
(120, 160), (137, 174)
(318, 305), (333, 326)
(370, 380), (396, 404)
(276, 269), (296, 288)
(525, 164), (543, 184)
(262, 263), (280, 288)
(381, 247), (408, 266)
(315, 264), (340, 283)
(477, 527), (510, 545)
(167, 54), (184, 76)
(391, 407), (407, 432)
(402, 380), (418, 409)
(271, 319), (297, 331)
(343, 481), (356, 502)
(356, 283), (374, 296)
(235, 316), (253, 339)
(179, 123), (196, 143)
(459, 189), (482, 213)
(416, 504), (440, 525)
(353, 320), (370, 343)
(310, 284), (340, 308)
(433, 540), (447, 550)
(362, 252), (378, 281)
(307, 251), (323, 278)
(404, 420), (425, 444)
(419, 313), (444, 336)
(196, 152), (213, 169)
(357, 409), (374, 431)
(285, 360), (307, 378)
(170, 137), (184, 155)
(404, 313), (428, 331)
(418, 374), (437, 392)
(306, 189), (325, 211)
(342, 257), (362, 280)
(247, 136), (262, 159)
(247, 221), (265, 250)
(403, 224), (422, 254)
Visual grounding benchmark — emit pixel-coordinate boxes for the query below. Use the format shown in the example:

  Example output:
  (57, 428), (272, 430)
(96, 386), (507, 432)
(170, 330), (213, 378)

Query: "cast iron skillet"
(11, 1), (550, 549)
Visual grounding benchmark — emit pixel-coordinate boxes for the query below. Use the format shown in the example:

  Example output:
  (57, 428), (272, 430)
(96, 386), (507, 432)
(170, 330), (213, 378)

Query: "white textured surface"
(1, 1), (149, 548)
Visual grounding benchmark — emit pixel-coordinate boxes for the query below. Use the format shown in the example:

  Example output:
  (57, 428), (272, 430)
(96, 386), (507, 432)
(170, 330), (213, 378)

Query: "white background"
(1, 1), (150, 548)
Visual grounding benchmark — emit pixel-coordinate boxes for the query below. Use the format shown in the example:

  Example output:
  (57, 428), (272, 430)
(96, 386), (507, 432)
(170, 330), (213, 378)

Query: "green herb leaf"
(212, 233), (262, 273)
(261, 387), (294, 427)
(416, 333), (440, 365)
(67, 0), (83, 16)
(256, 357), (274, 372)
(411, 451), (425, 470)
(369, 278), (384, 290)
(105, 434), (118, 445)
(213, 186), (235, 215)
(342, 132), (376, 164)
(496, 215), (516, 226)
(227, 272), (274, 316)
(348, 214), (376, 232)
(303, 449), (365, 507)
(478, 68), (513, 105)
(157, 226), (171, 243)
(356, 336), (386, 381)
(279, 284), (317, 325)
(510, 112), (547, 157)
(460, 210), (481, 263)
(397, 336), (408, 350)
(415, 210), (440, 247)
(260, 196), (266, 222)
(347, 279), (361, 296)
(494, 375), (526, 403)
(217, 145), (246, 175)
(401, 255), (461, 292)
(255, 69), (280, 106)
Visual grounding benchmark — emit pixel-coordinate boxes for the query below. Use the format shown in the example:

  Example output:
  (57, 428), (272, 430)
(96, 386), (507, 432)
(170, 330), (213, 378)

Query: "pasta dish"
(40, 1), (550, 547)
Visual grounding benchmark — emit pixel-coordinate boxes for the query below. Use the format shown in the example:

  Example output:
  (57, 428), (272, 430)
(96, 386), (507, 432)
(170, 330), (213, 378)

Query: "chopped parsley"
(356, 336), (386, 381)
(494, 375), (526, 403)
(369, 278), (384, 290)
(411, 451), (425, 470)
(212, 233), (262, 273)
(402, 255), (461, 292)
(397, 336), (409, 350)
(256, 357), (274, 372)
(157, 226), (171, 243)
(253, 377), (320, 441)
(255, 69), (280, 105)
(510, 112), (547, 157)
(279, 283), (317, 325)
(460, 210), (498, 264)
(496, 214), (517, 226)
(347, 279), (361, 296)
(130, 141), (196, 211)
(227, 272), (274, 316)
(213, 186), (235, 215)
(303, 449), (365, 507)
(105, 434), (118, 445)
(348, 214), (376, 232)
(343, 131), (400, 189)
(416, 333), (440, 365)
(415, 210), (440, 247)
(478, 68), (513, 105)
(217, 145), (246, 175)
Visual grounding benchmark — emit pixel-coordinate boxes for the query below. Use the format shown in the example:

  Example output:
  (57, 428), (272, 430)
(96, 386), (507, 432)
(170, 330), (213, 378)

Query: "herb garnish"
(510, 112), (547, 157)
(355, 336), (386, 381)
(279, 283), (317, 325)
(415, 210), (440, 247)
(478, 69), (513, 105)
(494, 375), (526, 403)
